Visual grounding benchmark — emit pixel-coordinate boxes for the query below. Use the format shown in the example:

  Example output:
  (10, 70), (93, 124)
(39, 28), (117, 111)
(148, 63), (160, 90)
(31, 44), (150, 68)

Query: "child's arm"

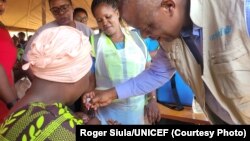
(86, 117), (101, 125)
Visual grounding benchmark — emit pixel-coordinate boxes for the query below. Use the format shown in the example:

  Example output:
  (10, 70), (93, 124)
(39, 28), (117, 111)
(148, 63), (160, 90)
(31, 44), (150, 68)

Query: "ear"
(115, 9), (120, 17)
(160, 0), (175, 15)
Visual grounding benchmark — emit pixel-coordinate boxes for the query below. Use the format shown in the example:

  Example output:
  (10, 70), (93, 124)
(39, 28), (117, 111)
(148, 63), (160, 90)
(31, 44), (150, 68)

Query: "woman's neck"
(9, 79), (66, 114)
(110, 29), (124, 43)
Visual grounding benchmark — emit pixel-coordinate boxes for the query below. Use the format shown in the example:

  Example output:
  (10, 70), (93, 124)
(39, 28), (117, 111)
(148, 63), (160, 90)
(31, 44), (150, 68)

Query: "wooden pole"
(42, 0), (46, 25)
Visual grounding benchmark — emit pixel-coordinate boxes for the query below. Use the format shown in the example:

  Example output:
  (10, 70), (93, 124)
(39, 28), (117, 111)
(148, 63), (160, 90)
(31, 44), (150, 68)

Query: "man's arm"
(91, 48), (175, 108)
(116, 47), (175, 99)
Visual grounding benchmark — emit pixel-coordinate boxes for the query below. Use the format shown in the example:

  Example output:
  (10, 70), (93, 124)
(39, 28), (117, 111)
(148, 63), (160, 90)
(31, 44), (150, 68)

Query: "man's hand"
(91, 88), (118, 109)
(107, 119), (121, 125)
(145, 97), (161, 124)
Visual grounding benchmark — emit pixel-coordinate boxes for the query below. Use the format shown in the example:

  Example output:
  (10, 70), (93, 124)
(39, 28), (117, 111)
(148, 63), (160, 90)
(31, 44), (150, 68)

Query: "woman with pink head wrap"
(0, 26), (93, 140)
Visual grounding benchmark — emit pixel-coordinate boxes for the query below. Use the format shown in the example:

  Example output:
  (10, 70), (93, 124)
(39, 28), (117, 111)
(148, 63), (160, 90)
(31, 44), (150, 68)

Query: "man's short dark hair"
(73, 8), (88, 17)
(18, 32), (25, 37)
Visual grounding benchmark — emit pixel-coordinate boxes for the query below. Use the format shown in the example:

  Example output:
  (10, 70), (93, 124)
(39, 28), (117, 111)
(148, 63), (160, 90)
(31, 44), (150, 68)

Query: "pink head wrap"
(22, 26), (92, 83)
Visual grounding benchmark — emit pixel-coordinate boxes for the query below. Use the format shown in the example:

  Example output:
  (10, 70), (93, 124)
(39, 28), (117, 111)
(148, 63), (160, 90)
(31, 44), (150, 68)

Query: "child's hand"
(107, 119), (121, 125)
(75, 112), (89, 123)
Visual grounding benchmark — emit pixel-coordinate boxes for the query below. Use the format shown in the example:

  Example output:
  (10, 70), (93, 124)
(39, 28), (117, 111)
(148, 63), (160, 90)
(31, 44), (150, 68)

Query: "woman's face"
(74, 11), (88, 25)
(93, 3), (120, 36)
(49, 0), (74, 26)
(0, 0), (6, 16)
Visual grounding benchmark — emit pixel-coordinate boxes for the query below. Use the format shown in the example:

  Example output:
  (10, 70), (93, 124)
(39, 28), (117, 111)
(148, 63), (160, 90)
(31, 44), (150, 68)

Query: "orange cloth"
(23, 26), (92, 83)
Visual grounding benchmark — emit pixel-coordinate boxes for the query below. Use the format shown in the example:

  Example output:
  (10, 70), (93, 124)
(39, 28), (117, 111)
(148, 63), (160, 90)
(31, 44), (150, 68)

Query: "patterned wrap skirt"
(0, 102), (83, 141)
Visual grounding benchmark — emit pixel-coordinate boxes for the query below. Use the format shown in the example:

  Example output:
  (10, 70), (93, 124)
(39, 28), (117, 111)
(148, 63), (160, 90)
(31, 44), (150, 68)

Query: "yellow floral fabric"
(0, 102), (83, 141)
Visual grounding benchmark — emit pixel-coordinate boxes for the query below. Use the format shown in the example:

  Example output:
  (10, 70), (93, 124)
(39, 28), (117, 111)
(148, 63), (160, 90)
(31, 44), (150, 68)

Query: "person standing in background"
(23, 0), (93, 63)
(73, 7), (89, 25)
(85, 0), (160, 124)
(17, 32), (27, 49)
(0, 0), (19, 123)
